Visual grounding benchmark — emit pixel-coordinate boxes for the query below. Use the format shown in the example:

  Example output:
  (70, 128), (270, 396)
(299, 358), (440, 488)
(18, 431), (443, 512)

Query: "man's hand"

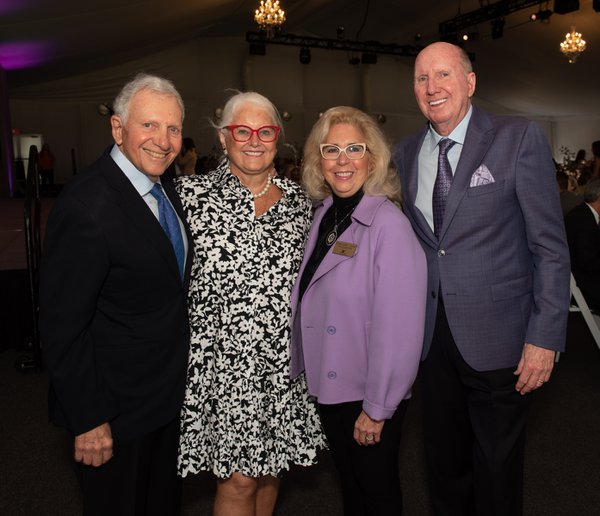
(514, 343), (556, 395)
(74, 422), (113, 467)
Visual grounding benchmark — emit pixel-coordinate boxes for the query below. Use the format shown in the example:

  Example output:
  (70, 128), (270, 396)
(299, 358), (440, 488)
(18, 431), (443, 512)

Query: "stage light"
(361, 53), (377, 64)
(554, 0), (579, 14)
(462, 32), (480, 41)
(299, 47), (311, 64)
(249, 43), (266, 55)
(491, 18), (505, 39)
(530, 9), (553, 21)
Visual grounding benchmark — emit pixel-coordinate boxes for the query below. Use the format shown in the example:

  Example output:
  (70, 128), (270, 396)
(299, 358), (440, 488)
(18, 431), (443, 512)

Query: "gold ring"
(366, 434), (375, 442)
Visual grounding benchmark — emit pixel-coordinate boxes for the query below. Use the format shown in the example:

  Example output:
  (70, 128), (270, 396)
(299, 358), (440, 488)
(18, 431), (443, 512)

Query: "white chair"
(563, 273), (600, 361)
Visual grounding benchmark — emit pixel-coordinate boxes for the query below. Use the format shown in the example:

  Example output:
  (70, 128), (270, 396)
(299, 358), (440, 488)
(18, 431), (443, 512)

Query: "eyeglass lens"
(229, 125), (278, 142)
(320, 143), (366, 160)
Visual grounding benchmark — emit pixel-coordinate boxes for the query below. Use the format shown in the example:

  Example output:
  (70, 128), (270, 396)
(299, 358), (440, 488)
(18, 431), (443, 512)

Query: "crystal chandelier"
(560, 27), (586, 64)
(254, 1), (286, 38)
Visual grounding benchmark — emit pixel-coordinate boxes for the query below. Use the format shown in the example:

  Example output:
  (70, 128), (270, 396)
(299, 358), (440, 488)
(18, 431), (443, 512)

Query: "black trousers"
(318, 399), (409, 516)
(420, 301), (532, 516)
(78, 416), (182, 516)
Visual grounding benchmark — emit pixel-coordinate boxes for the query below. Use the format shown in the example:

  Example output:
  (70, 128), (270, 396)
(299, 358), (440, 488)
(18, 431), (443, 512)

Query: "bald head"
(413, 42), (476, 136)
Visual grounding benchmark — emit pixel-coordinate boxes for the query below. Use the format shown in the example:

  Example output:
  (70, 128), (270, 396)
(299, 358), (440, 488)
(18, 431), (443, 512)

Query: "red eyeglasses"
(225, 125), (280, 143)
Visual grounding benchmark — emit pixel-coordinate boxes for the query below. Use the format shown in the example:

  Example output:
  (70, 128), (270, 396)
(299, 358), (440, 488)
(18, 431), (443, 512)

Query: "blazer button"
(326, 326), (336, 334)
(437, 249), (446, 257)
(431, 291), (437, 298)
(327, 371), (337, 379)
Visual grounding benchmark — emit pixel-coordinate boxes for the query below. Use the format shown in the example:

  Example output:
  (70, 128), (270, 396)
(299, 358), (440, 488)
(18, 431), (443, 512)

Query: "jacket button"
(326, 326), (336, 334)
(431, 291), (437, 298)
(438, 249), (446, 257)
(327, 371), (337, 379)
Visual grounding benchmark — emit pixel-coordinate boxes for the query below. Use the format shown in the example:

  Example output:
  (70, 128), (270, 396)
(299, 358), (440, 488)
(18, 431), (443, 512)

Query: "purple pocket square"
(470, 165), (495, 187)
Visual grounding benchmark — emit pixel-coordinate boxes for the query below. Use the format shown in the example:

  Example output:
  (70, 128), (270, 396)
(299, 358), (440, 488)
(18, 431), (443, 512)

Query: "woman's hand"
(353, 410), (385, 446)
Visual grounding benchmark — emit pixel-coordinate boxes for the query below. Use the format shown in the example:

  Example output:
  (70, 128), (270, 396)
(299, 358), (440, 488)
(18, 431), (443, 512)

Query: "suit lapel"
(102, 156), (183, 282)
(439, 107), (495, 240)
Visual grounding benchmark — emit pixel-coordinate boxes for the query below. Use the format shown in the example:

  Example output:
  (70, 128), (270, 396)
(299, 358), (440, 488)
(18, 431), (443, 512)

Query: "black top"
(298, 189), (364, 300)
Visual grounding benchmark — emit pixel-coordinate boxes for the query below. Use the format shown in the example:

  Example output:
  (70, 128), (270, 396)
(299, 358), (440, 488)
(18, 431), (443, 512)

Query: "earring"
(222, 148), (228, 156)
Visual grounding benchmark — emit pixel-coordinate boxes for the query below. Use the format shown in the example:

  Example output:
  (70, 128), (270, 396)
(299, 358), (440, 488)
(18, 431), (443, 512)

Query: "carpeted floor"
(1, 312), (599, 515)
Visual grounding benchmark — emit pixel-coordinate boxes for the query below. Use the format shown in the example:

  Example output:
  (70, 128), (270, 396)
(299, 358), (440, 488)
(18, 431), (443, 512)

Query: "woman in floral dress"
(176, 91), (325, 516)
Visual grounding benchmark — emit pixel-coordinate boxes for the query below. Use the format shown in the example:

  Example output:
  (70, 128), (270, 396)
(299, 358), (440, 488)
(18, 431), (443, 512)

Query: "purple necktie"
(432, 138), (456, 238)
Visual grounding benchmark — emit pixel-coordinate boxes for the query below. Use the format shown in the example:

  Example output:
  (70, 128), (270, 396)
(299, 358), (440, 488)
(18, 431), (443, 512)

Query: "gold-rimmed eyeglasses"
(225, 125), (280, 143)
(319, 143), (367, 160)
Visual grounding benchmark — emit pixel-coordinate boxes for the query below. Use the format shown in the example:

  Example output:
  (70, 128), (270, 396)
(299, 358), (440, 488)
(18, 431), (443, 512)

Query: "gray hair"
(214, 90), (284, 140)
(584, 177), (600, 203)
(113, 73), (185, 124)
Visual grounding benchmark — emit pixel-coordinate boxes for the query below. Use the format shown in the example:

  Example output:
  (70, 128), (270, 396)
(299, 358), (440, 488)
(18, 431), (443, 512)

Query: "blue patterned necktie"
(432, 138), (456, 238)
(149, 183), (185, 279)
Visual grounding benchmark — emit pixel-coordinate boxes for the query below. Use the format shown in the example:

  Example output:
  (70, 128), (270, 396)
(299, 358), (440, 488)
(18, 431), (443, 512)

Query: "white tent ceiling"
(2, 0), (599, 119)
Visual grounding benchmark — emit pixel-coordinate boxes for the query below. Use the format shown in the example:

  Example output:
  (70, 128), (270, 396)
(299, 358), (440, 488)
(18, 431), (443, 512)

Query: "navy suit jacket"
(393, 106), (570, 371)
(40, 149), (192, 440)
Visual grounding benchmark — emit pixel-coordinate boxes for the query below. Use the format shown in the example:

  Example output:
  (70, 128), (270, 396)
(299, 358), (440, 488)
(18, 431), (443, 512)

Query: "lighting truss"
(439, 0), (545, 36)
(246, 31), (422, 58)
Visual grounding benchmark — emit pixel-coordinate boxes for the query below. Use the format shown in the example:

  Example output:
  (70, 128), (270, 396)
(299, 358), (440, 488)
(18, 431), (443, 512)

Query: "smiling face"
(111, 89), (182, 181)
(414, 42), (476, 136)
(219, 103), (278, 181)
(321, 123), (369, 198)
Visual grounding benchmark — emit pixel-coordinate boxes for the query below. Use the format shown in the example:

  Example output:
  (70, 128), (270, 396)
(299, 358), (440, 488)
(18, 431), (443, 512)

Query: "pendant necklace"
(325, 207), (355, 246)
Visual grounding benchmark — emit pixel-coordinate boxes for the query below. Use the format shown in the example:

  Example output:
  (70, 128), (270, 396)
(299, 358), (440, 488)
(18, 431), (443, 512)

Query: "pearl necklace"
(253, 173), (274, 199)
(325, 207), (355, 246)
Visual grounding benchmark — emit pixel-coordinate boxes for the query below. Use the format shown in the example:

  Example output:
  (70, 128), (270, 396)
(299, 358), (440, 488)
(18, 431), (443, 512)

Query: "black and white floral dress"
(176, 162), (326, 479)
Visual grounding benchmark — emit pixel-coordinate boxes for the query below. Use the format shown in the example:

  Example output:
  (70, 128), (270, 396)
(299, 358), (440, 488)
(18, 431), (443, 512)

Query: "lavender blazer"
(290, 195), (427, 421)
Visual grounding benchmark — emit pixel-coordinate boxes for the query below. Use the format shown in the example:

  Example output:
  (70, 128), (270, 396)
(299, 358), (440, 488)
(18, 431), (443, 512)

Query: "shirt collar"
(585, 202), (600, 224)
(427, 105), (473, 149)
(110, 144), (158, 196)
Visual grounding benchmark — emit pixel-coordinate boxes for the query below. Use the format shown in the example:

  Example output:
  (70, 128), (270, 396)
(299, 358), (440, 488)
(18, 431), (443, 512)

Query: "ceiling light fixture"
(254, 1), (286, 38)
(560, 26), (586, 63)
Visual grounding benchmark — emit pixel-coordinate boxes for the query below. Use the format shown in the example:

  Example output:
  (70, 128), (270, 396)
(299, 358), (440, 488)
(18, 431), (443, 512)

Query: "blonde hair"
(301, 106), (400, 202)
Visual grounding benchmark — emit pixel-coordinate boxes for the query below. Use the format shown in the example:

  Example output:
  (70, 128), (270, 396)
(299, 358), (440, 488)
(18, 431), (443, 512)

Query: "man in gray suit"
(393, 42), (570, 516)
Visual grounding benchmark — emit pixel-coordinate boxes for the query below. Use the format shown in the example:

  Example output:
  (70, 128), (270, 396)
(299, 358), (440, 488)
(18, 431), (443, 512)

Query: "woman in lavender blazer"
(290, 106), (427, 515)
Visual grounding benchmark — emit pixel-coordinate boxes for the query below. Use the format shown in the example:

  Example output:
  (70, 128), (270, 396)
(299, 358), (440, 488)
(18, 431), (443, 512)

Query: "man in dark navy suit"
(566, 177), (600, 310)
(40, 73), (192, 515)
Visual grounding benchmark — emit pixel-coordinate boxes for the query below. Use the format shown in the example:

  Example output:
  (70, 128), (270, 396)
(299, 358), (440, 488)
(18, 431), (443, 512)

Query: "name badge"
(332, 241), (357, 257)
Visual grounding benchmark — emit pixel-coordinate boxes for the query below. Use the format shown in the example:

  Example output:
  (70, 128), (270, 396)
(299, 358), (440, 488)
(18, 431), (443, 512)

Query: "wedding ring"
(366, 434), (375, 442)
(537, 380), (544, 384)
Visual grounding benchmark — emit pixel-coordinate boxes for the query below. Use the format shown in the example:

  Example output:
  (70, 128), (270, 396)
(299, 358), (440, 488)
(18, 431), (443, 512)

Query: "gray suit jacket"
(393, 106), (570, 371)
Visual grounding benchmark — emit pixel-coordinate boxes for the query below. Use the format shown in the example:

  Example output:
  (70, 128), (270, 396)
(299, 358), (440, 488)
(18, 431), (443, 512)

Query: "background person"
(40, 73), (192, 515)
(291, 106), (427, 515)
(176, 136), (198, 176)
(393, 42), (570, 516)
(557, 171), (583, 217)
(37, 143), (55, 189)
(591, 140), (600, 179)
(565, 177), (600, 311)
(176, 91), (326, 516)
